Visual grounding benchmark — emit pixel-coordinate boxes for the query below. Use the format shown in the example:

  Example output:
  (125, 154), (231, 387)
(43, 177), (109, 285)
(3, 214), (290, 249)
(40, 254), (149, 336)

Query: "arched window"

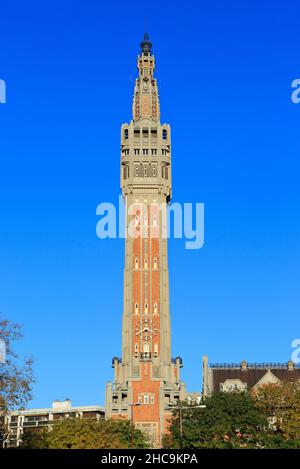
(123, 165), (129, 179)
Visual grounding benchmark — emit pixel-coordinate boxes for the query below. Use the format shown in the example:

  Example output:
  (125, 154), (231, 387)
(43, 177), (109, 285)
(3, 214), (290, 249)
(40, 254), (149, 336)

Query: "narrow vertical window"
(162, 129), (167, 140)
(154, 303), (158, 314)
(144, 303), (148, 314)
(135, 257), (139, 269)
(124, 129), (128, 139)
(154, 343), (158, 358)
(135, 303), (139, 315)
(144, 258), (148, 270)
(144, 394), (149, 404)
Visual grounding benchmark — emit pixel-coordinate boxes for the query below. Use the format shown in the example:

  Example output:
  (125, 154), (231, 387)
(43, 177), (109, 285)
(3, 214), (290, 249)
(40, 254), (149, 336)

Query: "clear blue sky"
(0, 0), (299, 408)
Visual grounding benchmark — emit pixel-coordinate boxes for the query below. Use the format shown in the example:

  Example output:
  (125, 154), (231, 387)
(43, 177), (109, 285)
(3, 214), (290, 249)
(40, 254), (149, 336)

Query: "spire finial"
(140, 32), (152, 56)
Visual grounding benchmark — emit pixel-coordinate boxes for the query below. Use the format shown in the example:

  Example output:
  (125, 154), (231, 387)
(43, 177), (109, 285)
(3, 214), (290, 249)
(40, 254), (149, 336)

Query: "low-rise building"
(4, 399), (105, 447)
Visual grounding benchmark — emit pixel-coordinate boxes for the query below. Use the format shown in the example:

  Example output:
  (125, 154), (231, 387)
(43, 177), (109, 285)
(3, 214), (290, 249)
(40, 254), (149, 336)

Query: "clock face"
(135, 319), (158, 338)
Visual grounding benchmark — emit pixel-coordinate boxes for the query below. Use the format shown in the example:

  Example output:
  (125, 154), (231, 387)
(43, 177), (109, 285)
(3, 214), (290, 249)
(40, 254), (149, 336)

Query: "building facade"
(202, 355), (300, 396)
(105, 34), (186, 447)
(3, 399), (105, 447)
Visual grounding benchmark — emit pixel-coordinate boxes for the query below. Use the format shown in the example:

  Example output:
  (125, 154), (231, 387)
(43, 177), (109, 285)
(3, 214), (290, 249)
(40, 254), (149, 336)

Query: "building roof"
(10, 403), (105, 416)
(209, 363), (300, 391)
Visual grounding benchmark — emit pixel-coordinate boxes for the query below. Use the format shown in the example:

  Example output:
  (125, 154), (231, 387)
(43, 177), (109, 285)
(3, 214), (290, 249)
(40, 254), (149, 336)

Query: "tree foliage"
(252, 381), (300, 441)
(164, 392), (300, 449)
(0, 317), (34, 415)
(21, 418), (148, 449)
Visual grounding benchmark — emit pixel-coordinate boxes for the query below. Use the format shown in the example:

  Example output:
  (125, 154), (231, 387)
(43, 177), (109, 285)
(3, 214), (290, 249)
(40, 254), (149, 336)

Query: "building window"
(134, 149), (140, 155)
(162, 166), (168, 179)
(144, 303), (148, 314)
(123, 165), (129, 179)
(143, 149), (148, 156)
(135, 166), (139, 177)
(162, 129), (167, 140)
(144, 394), (149, 404)
(151, 394), (155, 404)
(135, 257), (139, 269)
(135, 303), (139, 315)
(154, 343), (158, 357)
(152, 165), (157, 177)
(144, 258), (148, 270)
(138, 395), (143, 404)
(154, 303), (158, 314)
(153, 215), (157, 226)
(124, 129), (128, 139)
(144, 166), (147, 177)
(151, 149), (157, 155)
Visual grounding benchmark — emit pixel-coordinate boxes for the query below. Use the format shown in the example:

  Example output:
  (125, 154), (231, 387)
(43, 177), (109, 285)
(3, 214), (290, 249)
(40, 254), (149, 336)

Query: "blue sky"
(0, 0), (299, 408)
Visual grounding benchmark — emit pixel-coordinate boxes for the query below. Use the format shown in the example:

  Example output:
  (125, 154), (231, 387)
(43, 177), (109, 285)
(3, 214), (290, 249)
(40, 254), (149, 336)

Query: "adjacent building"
(3, 399), (105, 447)
(202, 355), (300, 396)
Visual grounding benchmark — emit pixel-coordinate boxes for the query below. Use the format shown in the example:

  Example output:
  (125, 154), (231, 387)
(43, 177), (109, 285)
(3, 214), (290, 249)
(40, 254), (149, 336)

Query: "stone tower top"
(133, 33), (160, 122)
(140, 33), (152, 56)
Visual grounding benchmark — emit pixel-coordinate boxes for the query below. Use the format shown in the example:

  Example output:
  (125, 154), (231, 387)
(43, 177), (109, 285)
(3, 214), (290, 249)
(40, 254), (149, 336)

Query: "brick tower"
(105, 34), (186, 448)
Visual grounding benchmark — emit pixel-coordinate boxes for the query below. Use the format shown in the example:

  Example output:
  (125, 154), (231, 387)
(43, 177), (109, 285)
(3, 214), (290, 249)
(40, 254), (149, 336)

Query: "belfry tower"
(105, 34), (186, 447)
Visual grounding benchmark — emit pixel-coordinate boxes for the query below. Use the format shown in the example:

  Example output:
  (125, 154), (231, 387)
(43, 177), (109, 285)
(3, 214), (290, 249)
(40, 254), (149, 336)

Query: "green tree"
(164, 392), (295, 449)
(252, 381), (300, 441)
(0, 317), (34, 445)
(21, 418), (148, 449)
(0, 317), (34, 414)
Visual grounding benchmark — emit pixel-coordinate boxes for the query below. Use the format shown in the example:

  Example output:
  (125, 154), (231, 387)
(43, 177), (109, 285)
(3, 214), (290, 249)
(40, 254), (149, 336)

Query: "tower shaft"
(105, 35), (185, 447)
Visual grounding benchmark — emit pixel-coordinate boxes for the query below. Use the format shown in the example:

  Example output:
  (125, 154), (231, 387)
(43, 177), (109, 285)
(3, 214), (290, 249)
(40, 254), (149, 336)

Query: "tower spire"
(140, 32), (152, 56)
